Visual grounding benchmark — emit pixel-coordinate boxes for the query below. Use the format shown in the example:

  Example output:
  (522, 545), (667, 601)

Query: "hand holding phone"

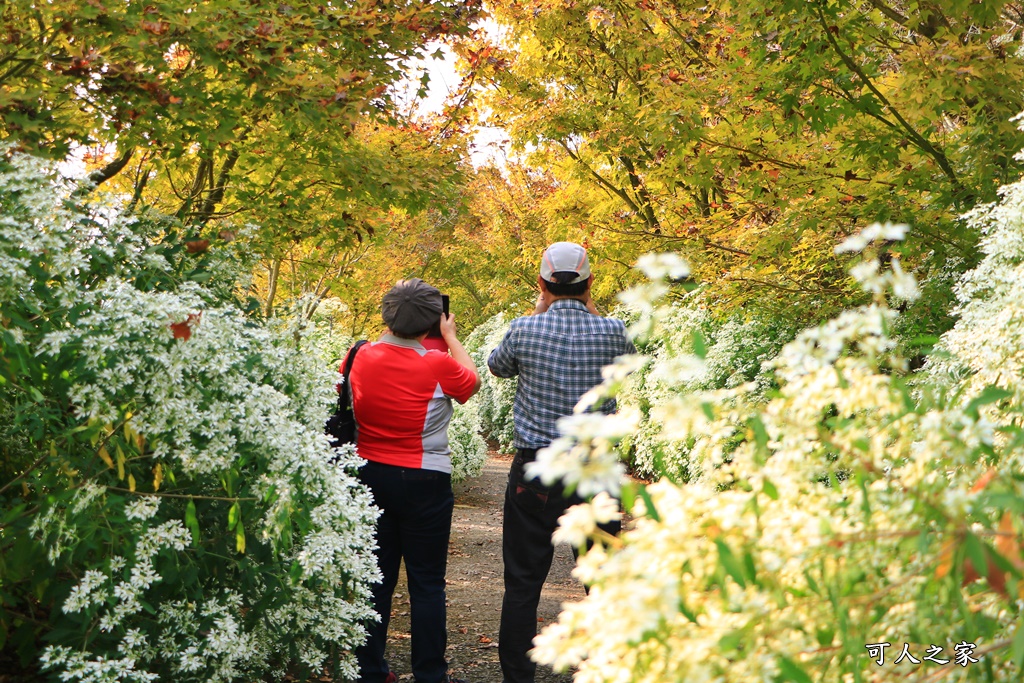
(439, 311), (457, 339)
(426, 294), (450, 338)
(422, 294), (451, 353)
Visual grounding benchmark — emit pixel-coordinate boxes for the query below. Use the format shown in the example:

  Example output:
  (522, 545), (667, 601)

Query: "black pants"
(355, 460), (454, 683)
(498, 448), (621, 683)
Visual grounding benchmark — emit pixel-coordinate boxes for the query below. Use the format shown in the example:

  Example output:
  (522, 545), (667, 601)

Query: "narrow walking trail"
(380, 452), (581, 683)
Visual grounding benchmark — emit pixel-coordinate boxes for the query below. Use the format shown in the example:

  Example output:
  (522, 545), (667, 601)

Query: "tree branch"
(106, 486), (258, 502)
(813, 3), (962, 192)
(81, 147), (135, 191)
(557, 140), (645, 215)
(618, 154), (662, 233)
(196, 147), (241, 224)
(864, 0), (910, 28)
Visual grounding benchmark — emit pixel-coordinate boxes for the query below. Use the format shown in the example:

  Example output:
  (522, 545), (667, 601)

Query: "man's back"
(487, 298), (633, 448)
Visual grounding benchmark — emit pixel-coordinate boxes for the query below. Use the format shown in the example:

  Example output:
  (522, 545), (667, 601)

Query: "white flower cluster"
(552, 492), (621, 547)
(526, 410), (637, 498)
(834, 222), (909, 253)
(449, 397), (489, 482)
(529, 211), (1024, 679)
(124, 496), (161, 522)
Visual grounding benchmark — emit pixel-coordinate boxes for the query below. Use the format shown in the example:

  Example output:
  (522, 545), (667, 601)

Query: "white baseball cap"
(539, 242), (591, 284)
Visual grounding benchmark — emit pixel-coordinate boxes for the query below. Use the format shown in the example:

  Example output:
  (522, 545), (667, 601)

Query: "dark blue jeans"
(355, 460), (454, 683)
(499, 448), (621, 683)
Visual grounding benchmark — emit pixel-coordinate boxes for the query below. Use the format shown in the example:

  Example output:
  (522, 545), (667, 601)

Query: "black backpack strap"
(338, 340), (368, 411)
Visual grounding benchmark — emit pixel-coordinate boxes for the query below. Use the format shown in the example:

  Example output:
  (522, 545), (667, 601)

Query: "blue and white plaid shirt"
(487, 299), (636, 449)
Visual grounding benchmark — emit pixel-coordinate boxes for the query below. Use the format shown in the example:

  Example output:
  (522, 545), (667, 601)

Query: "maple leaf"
(185, 239), (209, 254)
(140, 19), (170, 35)
(170, 313), (202, 341)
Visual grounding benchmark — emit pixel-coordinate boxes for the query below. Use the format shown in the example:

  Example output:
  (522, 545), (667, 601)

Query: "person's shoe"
(383, 674), (397, 683)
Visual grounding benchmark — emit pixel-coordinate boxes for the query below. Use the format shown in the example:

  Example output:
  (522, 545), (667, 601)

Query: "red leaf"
(170, 321), (191, 341)
(140, 19), (170, 35)
(170, 313), (202, 341)
(971, 468), (998, 493)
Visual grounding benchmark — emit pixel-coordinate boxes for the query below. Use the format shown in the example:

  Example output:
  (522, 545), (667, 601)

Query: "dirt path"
(380, 452), (580, 683)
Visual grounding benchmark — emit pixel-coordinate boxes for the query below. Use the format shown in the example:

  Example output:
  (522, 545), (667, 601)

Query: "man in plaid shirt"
(487, 242), (635, 683)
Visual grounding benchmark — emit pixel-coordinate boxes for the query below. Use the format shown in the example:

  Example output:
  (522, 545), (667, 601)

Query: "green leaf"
(678, 597), (699, 624)
(235, 521), (246, 554)
(620, 481), (636, 514)
(1012, 618), (1024, 668)
(185, 499), (200, 546)
(692, 330), (707, 359)
(749, 416), (769, 463)
(776, 656), (813, 683)
(743, 551), (757, 587)
(964, 386), (1013, 419)
(803, 569), (820, 595)
(719, 628), (744, 653)
(637, 485), (660, 522)
(715, 538), (747, 588)
(762, 479), (779, 500)
(964, 533), (988, 578)
(228, 502), (240, 529)
(857, 472), (871, 518)
(908, 334), (939, 347)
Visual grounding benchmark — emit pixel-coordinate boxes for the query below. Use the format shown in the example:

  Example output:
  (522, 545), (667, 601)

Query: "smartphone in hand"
(423, 294), (450, 353)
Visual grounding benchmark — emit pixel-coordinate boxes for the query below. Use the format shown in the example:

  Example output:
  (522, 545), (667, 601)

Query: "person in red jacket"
(346, 278), (480, 683)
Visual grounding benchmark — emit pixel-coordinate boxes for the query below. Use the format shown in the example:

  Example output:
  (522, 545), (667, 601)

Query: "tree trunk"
(265, 259), (282, 318)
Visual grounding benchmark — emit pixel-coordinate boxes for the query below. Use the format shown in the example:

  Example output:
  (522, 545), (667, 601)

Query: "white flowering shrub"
(0, 152), (379, 682)
(928, 160), (1024, 406)
(464, 312), (517, 451)
(306, 311), (355, 371)
(617, 296), (797, 481)
(528, 207), (1024, 681)
(448, 398), (488, 482)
